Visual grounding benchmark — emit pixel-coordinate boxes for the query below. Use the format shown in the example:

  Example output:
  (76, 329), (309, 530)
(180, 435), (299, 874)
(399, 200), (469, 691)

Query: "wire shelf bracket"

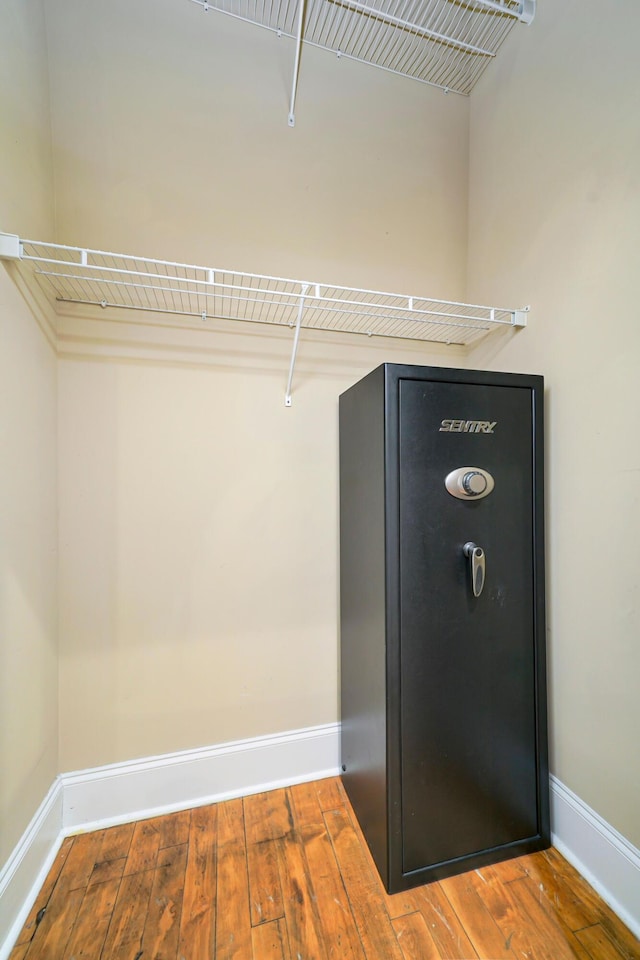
(0, 232), (529, 405)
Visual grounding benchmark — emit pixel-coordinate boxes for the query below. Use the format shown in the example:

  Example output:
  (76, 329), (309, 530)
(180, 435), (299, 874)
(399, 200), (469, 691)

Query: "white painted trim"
(550, 774), (640, 939)
(61, 722), (341, 833)
(0, 780), (64, 960)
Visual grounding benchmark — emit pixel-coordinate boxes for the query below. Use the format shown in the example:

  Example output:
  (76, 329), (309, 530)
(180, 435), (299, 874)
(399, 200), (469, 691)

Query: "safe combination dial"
(461, 471), (488, 496)
(445, 466), (495, 501)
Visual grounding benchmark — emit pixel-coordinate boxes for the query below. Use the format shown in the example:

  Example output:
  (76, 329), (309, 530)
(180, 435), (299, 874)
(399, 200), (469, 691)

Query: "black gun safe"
(339, 364), (549, 893)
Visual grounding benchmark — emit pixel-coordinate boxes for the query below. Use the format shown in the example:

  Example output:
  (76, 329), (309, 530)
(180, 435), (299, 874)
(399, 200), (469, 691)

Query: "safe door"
(397, 376), (545, 880)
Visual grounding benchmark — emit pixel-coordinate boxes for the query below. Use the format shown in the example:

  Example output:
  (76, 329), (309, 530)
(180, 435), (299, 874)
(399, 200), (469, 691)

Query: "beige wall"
(467, 0), (640, 845)
(0, 2), (54, 238)
(45, 0), (469, 295)
(57, 321), (464, 768)
(0, 2), (58, 865)
(49, 0), (472, 769)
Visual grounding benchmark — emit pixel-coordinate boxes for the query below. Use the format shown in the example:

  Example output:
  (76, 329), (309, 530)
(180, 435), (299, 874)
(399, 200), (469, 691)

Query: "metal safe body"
(339, 364), (549, 893)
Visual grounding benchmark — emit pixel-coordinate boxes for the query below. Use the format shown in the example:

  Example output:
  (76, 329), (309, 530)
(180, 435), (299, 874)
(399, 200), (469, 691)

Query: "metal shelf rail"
(189, 0), (535, 123)
(0, 233), (527, 404)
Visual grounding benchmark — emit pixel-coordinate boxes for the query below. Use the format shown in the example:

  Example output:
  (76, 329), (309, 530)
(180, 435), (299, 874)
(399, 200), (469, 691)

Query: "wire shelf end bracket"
(512, 307), (529, 327)
(0, 233), (21, 260)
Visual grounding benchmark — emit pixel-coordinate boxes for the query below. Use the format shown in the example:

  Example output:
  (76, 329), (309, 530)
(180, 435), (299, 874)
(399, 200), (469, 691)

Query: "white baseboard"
(61, 721), (341, 833)
(550, 774), (640, 939)
(0, 780), (64, 960)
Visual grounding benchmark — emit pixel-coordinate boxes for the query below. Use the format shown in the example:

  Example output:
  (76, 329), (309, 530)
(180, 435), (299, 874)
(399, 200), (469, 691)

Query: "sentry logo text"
(439, 419), (497, 434)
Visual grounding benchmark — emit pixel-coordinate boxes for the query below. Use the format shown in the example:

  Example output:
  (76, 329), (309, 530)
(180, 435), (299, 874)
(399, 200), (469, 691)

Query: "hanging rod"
(0, 233), (528, 404)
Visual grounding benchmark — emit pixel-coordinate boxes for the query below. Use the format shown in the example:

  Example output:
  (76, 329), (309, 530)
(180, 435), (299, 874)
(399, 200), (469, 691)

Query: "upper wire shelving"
(190, 0), (535, 123)
(0, 233), (527, 404)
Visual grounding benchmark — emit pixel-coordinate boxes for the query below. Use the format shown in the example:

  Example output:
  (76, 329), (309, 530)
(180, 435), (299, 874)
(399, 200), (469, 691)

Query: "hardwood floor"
(9, 777), (640, 959)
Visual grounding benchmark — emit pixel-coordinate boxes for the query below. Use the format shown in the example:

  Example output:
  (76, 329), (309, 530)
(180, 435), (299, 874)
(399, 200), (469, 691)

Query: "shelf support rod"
(288, 0), (306, 127)
(285, 284), (310, 406)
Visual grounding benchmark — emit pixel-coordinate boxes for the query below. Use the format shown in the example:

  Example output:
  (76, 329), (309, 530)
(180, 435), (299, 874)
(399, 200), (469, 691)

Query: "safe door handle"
(463, 542), (485, 598)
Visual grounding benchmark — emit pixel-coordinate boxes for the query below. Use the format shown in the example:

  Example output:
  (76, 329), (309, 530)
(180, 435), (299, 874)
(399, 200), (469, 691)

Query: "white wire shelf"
(0, 233), (528, 403)
(190, 0), (535, 121)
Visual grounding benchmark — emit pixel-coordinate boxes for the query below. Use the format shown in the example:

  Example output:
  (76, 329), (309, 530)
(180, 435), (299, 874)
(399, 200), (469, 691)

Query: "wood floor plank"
(278, 796), (328, 960)
(177, 803), (218, 960)
(439, 869), (518, 959)
(246, 833), (284, 927)
(138, 842), (188, 960)
(523, 850), (602, 932)
(57, 831), (106, 891)
(289, 783), (363, 959)
(488, 854), (531, 883)
(336, 797), (419, 922)
(323, 806), (404, 960)
(61, 877), (120, 960)
(517, 873), (593, 960)
(380, 887), (425, 924)
(576, 923), (631, 960)
(339, 795), (435, 922)
(123, 817), (163, 876)
(411, 882), (479, 959)
(96, 822), (135, 863)
(251, 917), (290, 960)
(8, 942), (30, 960)
(99, 868), (155, 958)
(244, 788), (292, 844)
(289, 779), (325, 827)
(244, 790), (289, 926)
(315, 776), (348, 813)
(392, 911), (441, 960)
(20, 886), (85, 960)
(157, 809), (192, 849)
(215, 798), (254, 960)
(533, 849), (640, 960)
(13, 837), (75, 946)
(298, 820), (365, 960)
(88, 856), (126, 886)
(278, 837), (327, 960)
(474, 868), (584, 960)
(289, 779), (366, 960)
(514, 877), (595, 960)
